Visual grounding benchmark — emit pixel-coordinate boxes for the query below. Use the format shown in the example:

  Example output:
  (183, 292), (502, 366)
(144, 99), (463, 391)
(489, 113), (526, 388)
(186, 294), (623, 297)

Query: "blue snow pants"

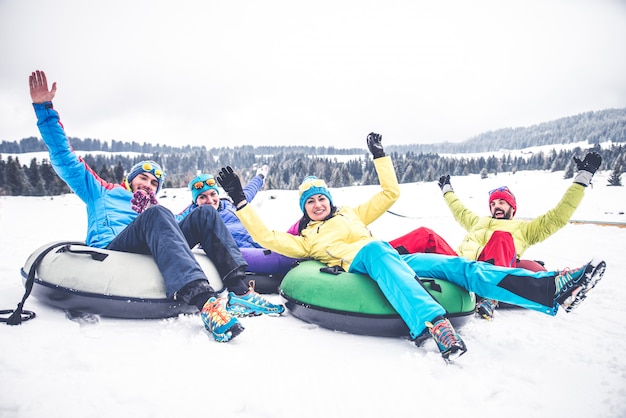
(107, 205), (247, 298)
(350, 241), (558, 339)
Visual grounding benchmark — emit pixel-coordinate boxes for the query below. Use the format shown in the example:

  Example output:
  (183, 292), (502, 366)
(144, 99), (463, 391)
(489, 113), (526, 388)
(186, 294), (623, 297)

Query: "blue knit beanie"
(298, 176), (333, 212)
(126, 160), (165, 193)
(188, 174), (219, 204)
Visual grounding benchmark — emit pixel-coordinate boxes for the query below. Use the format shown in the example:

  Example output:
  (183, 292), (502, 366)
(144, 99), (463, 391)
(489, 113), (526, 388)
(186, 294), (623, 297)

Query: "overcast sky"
(1, 0), (625, 149)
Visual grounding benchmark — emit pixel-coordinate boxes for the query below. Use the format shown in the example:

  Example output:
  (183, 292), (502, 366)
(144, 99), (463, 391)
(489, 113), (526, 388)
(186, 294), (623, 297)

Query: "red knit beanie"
(488, 187), (517, 213)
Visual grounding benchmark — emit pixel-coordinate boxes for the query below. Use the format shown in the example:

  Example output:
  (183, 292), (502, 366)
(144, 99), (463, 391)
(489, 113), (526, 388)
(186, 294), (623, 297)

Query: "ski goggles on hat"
(488, 186), (514, 197)
(298, 178), (328, 194)
(142, 162), (163, 179)
(193, 177), (217, 190)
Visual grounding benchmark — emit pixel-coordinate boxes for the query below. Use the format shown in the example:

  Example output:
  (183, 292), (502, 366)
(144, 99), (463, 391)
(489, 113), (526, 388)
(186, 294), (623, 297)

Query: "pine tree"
(99, 164), (112, 182)
(563, 159), (575, 179)
(607, 155), (623, 186)
(5, 157), (30, 195)
(0, 158), (6, 195)
(114, 161), (125, 183)
(27, 158), (46, 196)
(39, 160), (58, 194)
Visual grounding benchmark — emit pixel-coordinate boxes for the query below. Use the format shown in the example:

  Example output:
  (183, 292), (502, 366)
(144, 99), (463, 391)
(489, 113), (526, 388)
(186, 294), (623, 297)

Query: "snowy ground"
(1, 170), (625, 418)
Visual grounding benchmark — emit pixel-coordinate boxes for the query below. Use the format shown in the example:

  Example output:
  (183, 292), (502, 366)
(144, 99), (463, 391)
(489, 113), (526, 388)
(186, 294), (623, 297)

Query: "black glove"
(573, 152), (602, 187)
(574, 152), (602, 174)
(216, 166), (246, 206)
(438, 175), (453, 194)
(366, 132), (385, 159)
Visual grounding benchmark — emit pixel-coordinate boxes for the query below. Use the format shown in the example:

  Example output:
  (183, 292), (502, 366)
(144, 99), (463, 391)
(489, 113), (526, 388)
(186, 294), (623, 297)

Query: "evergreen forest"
(1, 108), (625, 196)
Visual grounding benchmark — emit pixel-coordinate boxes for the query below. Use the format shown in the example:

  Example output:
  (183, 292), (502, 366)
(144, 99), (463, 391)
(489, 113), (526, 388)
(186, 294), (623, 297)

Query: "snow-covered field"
(1, 170), (625, 418)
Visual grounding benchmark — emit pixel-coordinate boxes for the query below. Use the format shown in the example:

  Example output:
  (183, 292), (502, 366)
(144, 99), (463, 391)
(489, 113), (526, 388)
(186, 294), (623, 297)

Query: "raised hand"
(573, 152), (602, 187)
(217, 166), (246, 206)
(256, 164), (269, 178)
(573, 152), (602, 174)
(131, 190), (158, 214)
(438, 175), (453, 194)
(29, 70), (57, 104)
(366, 132), (385, 159)
(438, 175), (450, 190)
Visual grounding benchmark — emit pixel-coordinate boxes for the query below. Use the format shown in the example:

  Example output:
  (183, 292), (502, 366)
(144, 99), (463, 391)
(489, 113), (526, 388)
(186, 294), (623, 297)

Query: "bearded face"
(490, 199), (515, 219)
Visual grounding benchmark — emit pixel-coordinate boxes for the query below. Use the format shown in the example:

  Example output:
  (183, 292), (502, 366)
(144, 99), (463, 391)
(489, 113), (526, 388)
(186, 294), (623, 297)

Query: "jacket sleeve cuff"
(441, 184), (454, 195)
(574, 170), (592, 187)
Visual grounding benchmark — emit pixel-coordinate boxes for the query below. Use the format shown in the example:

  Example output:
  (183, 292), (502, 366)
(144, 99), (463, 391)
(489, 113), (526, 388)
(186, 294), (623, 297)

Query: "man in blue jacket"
(28, 70), (279, 342)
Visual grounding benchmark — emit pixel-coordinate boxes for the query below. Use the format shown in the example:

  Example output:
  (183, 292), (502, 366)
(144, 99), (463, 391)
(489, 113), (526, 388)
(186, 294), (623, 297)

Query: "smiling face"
(195, 189), (220, 209)
(304, 194), (332, 221)
(130, 172), (159, 194)
(490, 199), (515, 219)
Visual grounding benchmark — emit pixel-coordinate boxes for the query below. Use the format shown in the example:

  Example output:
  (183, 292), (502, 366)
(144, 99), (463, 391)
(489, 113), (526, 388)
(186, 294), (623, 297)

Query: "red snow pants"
(389, 227), (517, 267)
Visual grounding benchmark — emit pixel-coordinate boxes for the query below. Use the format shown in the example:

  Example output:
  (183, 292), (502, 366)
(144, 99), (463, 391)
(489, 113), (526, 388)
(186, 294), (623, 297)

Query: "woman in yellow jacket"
(217, 133), (606, 362)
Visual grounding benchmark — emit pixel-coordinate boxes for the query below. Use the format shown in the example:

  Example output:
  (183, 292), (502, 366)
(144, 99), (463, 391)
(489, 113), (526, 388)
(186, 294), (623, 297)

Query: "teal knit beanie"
(298, 176), (333, 212)
(188, 174), (219, 204)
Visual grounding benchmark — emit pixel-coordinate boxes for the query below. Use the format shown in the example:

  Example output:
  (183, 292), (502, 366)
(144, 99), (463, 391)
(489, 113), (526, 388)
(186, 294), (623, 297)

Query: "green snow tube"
(279, 260), (476, 337)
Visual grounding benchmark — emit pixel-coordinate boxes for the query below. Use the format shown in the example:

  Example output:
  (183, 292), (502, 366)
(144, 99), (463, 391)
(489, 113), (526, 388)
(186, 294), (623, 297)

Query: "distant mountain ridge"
(387, 107), (626, 155)
(2, 108), (625, 156)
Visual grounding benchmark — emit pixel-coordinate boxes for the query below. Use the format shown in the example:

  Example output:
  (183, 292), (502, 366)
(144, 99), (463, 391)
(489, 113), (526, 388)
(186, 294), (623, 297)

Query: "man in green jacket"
(390, 151), (602, 320)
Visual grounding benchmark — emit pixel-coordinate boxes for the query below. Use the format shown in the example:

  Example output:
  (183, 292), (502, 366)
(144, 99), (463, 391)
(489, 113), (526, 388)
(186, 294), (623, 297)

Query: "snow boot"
(554, 258), (606, 312)
(201, 297), (244, 342)
(226, 280), (285, 317)
(425, 317), (467, 361)
(476, 298), (498, 320)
